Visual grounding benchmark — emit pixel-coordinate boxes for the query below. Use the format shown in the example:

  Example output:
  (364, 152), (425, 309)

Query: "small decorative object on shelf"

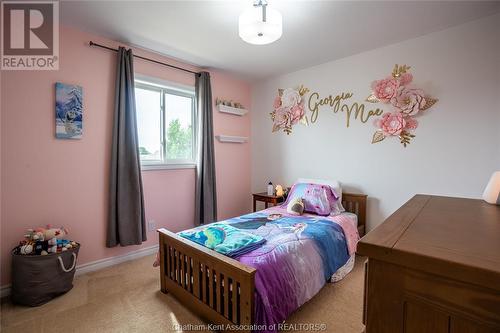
(216, 98), (245, 108)
(215, 135), (248, 143)
(267, 181), (274, 196)
(369, 64), (438, 147)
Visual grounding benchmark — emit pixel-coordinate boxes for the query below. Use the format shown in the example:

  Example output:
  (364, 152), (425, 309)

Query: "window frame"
(135, 77), (197, 171)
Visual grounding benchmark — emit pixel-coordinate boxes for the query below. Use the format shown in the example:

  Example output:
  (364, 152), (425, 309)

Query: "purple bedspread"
(228, 208), (359, 332)
(177, 207), (359, 332)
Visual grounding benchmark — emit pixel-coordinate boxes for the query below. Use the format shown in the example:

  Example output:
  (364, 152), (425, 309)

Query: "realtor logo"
(1, 1), (59, 70)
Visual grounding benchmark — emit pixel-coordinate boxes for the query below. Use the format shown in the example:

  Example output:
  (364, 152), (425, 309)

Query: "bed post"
(159, 232), (167, 293)
(342, 192), (367, 236)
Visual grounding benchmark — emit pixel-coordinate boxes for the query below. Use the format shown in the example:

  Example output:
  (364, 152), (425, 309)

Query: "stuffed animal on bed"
(287, 197), (304, 215)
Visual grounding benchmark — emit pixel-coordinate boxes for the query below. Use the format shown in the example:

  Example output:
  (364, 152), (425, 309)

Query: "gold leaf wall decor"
(372, 131), (385, 144)
(365, 93), (380, 103)
(420, 97), (438, 111)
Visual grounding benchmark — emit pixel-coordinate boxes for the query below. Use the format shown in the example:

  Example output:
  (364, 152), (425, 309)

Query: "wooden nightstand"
(252, 192), (284, 212)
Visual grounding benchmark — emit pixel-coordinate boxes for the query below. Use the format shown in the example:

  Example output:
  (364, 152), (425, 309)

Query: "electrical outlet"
(147, 220), (156, 232)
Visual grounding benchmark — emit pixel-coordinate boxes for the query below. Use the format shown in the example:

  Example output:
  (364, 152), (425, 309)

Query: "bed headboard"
(342, 192), (367, 236)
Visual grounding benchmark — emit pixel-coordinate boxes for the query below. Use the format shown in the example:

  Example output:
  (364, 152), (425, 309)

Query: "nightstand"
(252, 192), (284, 212)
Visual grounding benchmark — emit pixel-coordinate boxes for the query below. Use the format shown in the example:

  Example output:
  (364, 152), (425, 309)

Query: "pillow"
(297, 178), (345, 215)
(285, 183), (337, 216)
(286, 197), (304, 215)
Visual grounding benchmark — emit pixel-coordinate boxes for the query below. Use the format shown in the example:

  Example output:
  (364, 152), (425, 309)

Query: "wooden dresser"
(357, 195), (500, 333)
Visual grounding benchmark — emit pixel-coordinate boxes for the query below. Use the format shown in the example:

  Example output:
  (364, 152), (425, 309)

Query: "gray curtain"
(195, 72), (217, 225)
(107, 47), (146, 247)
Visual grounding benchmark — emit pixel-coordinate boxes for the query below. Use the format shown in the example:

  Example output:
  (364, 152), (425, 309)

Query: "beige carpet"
(1, 254), (365, 333)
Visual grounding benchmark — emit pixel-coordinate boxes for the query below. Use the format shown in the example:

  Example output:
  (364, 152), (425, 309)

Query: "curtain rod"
(88, 41), (201, 76)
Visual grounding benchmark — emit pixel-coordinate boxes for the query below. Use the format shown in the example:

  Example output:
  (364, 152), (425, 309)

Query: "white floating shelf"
(216, 135), (248, 143)
(217, 104), (248, 116)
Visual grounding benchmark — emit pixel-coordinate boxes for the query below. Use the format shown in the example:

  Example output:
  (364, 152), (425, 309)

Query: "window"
(135, 78), (196, 169)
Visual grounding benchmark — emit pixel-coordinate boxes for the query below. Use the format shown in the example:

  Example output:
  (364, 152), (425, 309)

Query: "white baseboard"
(0, 245), (158, 299)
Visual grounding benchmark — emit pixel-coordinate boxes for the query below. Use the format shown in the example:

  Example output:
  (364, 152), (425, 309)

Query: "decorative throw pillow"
(286, 197), (304, 215)
(297, 178), (345, 214)
(285, 183), (338, 216)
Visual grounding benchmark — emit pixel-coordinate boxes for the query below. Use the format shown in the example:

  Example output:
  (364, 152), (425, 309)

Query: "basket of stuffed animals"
(11, 225), (80, 306)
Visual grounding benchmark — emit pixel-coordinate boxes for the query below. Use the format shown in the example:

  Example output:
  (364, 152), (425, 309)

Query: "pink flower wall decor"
(270, 85), (309, 135)
(371, 77), (400, 102)
(369, 64), (438, 147)
(376, 112), (406, 136)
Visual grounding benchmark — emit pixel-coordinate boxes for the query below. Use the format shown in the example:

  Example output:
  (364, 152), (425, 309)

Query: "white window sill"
(141, 164), (196, 171)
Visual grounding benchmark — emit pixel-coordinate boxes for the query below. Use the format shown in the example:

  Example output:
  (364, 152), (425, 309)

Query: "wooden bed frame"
(158, 192), (367, 331)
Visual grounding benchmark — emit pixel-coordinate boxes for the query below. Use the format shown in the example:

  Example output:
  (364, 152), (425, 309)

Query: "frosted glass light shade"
(239, 6), (282, 45)
(482, 171), (500, 205)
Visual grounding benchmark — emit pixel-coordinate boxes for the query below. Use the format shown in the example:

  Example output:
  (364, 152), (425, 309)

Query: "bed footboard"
(158, 228), (256, 331)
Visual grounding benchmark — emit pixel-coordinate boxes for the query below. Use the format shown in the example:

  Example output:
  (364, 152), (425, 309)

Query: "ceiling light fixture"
(238, 0), (282, 45)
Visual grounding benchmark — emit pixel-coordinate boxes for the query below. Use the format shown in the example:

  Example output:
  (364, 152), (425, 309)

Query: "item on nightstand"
(267, 181), (274, 196)
(275, 184), (284, 197)
(482, 171), (500, 205)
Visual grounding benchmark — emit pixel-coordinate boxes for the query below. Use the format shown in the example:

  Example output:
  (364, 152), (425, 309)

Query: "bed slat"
(224, 274), (229, 319)
(231, 279), (238, 323)
(208, 267), (214, 308)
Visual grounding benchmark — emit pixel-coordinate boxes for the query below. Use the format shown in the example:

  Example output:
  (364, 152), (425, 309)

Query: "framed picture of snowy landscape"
(55, 82), (83, 139)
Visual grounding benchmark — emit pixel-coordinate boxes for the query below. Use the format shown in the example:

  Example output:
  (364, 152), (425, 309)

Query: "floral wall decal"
(369, 64), (438, 147)
(270, 85), (309, 135)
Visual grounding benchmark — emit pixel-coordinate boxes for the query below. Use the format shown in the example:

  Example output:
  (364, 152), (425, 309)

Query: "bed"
(158, 189), (366, 332)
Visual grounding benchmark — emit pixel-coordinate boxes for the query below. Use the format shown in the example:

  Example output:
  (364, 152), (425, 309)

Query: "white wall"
(251, 14), (500, 231)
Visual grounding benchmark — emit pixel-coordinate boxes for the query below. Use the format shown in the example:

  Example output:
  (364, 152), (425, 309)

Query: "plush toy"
(17, 226), (76, 255)
(287, 197), (304, 215)
(47, 238), (73, 253)
(35, 225), (68, 241)
(33, 240), (49, 255)
(20, 242), (34, 255)
(24, 229), (45, 242)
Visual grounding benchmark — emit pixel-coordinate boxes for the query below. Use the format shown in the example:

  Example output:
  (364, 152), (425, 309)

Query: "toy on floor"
(35, 225), (68, 240)
(47, 239), (76, 253)
(16, 225), (77, 255)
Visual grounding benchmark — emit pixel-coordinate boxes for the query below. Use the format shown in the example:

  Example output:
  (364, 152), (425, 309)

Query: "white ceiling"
(60, 1), (500, 82)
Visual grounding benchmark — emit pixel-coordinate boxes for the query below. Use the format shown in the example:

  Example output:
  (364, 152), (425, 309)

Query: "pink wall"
(0, 26), (252, 286)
